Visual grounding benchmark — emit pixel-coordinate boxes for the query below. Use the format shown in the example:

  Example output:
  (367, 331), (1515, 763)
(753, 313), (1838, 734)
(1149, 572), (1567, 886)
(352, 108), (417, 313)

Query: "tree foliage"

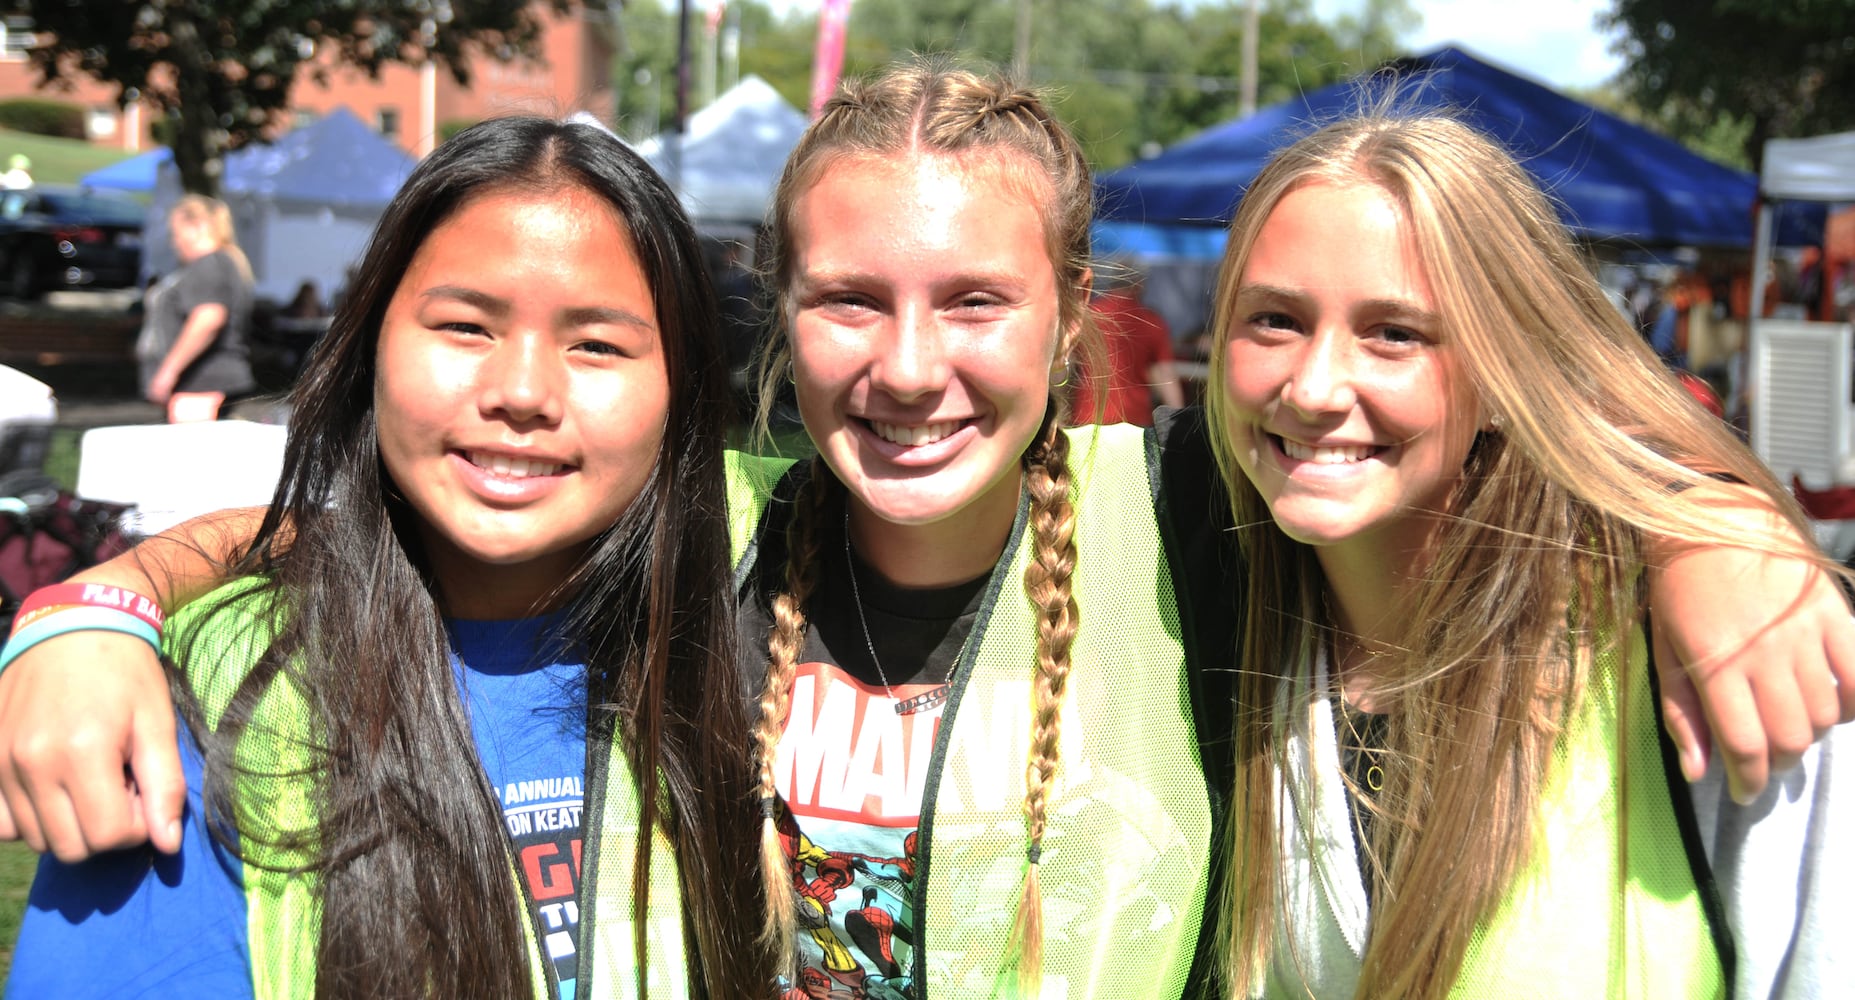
(8, 0), (572, 193)
(612, 0), (1414, 171)
(1603, 0), (1855, 169)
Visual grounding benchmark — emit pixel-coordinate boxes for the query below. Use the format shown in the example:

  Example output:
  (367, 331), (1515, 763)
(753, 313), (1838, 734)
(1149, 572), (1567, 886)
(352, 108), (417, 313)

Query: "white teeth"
(870, 420), (958, 447)
(1280, 438), (1374, 464)
(468, 452), (562, 478)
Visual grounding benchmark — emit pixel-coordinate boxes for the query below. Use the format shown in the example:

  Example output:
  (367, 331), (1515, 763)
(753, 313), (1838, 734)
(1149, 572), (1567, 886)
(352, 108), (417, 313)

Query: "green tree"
(8, 0), (574, 194)
(612, 0), (813, 140)
(1602, 0), (1855, 169)
(618, 0), (1406, 171)
(814, 0), (1389, 170)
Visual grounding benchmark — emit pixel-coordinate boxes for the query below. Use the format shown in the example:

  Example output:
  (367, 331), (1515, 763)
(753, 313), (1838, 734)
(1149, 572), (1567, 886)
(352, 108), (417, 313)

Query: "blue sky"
(1322, 0), (1626, 91)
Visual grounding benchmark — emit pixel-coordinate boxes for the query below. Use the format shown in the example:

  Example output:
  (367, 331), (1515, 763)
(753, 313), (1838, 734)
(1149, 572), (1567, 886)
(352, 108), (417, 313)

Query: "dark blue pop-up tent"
(1098, 46), (1813, 249)
(80, 147), (173, 192)
(142, 108), (417, 300)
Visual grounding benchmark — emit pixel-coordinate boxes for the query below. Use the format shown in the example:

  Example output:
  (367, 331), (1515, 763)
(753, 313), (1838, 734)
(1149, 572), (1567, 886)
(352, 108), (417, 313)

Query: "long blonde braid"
(1007, 403), (1081, 991)
(751, 456), (833, 966)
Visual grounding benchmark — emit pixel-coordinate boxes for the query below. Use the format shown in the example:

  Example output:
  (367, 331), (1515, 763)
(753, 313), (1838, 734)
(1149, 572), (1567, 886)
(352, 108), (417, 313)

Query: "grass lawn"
(0, 840), (40, 978)
(2, 127), (140, 186)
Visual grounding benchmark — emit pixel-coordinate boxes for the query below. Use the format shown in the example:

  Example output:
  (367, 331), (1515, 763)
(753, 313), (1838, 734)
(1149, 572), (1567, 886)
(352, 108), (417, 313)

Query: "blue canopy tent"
(1098, 46), (1817, 249)
(79, 147), (172, 192)
(143, 108), (416, 301)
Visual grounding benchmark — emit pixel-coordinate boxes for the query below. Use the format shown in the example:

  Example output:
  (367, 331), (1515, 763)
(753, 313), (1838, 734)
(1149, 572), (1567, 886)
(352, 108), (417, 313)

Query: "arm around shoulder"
(0, 506), (267, 859)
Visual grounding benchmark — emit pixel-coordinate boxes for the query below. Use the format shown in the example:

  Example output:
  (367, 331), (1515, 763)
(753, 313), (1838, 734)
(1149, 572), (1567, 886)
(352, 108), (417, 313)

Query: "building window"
(1, 15), (35, 61)
(376, 107), (400, 139)
(85, 106), (118, 139)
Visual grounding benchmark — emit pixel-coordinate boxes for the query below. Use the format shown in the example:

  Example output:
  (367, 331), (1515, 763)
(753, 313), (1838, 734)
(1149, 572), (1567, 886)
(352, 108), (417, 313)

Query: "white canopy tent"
(1748, 131), (1855, 509)
(635, 75), (807, 226)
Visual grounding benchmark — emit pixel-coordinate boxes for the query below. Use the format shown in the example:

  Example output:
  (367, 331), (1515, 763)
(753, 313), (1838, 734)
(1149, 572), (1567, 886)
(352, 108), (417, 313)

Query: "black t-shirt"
(731, 408), (1243, 996)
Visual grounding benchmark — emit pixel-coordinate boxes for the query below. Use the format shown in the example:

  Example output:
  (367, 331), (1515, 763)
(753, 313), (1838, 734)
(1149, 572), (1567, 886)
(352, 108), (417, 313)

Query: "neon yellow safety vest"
(726, 423), (1215, 1000)
(169, 581), (691, 999)
(1267, 623), (1729, 998)
(1452, 625), (1726, 997)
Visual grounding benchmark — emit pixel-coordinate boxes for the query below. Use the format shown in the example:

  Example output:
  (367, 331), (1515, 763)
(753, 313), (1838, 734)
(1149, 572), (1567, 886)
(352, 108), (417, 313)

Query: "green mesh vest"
(1450, 626), (1726, 996)
(170, 580), (690, 998)
(726, 423), (1216, 999)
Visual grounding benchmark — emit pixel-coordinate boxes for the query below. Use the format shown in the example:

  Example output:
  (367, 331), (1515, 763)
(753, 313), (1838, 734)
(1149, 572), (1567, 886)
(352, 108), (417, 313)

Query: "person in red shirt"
(1073, 265), (1184, 426)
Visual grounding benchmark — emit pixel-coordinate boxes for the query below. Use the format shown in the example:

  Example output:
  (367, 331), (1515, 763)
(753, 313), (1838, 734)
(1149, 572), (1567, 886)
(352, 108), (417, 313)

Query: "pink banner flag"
(809, 0), (853, 117)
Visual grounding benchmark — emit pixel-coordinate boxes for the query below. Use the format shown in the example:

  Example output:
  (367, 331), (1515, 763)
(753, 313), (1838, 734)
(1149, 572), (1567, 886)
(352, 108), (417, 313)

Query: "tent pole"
(1750, 200), (1774, 322)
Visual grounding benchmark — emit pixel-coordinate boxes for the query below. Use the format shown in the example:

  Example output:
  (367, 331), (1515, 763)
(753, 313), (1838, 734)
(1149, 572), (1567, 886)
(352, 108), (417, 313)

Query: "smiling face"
(787, 151), (1069, 539)
(1222, 180), (1483, 562)
(374, 184), (670, 618)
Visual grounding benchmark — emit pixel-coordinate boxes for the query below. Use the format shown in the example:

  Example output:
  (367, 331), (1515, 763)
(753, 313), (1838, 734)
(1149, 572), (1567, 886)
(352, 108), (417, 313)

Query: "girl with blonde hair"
(146, 194), (257, 418)
(1205, 111), (1845, 998)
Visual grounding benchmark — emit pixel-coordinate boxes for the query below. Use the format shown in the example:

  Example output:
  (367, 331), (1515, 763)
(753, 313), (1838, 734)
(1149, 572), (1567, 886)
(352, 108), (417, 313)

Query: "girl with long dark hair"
(6, 117), (765, 998)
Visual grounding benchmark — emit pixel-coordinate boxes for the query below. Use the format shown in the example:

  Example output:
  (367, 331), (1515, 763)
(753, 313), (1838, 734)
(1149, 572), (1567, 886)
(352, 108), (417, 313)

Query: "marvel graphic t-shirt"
(747, 530), (987, 1000)
(453, 616), (589, 1000)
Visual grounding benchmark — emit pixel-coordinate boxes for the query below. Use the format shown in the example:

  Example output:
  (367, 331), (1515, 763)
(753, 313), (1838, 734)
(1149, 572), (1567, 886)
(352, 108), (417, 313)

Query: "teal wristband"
(0, 607), (163, 673)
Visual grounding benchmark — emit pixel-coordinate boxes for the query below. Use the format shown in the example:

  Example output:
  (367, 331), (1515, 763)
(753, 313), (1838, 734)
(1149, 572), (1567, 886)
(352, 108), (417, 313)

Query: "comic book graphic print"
(775, 661), (945, 1000)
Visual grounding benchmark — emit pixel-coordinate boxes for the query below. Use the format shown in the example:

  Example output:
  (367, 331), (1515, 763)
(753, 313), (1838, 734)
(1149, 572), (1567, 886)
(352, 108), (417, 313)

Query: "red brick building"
(0, 4), (618, 157)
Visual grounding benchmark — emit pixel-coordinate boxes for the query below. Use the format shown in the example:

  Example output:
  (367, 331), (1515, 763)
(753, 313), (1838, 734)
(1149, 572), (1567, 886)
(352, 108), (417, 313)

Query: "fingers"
(16, 713), (149, 862)
(1748, 660), (1812, 781)
(130, 706), (186, 854)
(1824, 610), (1855, 725)
(1653, 621), (1711, 782)
(1704, 675), (1769, 805)
(0, 632), (172, 861)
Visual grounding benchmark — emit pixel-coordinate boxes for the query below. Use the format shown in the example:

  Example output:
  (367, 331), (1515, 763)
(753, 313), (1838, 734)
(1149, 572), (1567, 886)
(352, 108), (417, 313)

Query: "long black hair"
(173, 116), (765, 998)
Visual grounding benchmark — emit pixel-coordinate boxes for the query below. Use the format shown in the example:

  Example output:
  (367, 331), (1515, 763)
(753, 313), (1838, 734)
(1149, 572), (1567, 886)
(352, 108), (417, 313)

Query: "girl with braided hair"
(726, 59), (1852, 998)
(2, 59), (1854, 1000)
(729, 61), (1217, 997)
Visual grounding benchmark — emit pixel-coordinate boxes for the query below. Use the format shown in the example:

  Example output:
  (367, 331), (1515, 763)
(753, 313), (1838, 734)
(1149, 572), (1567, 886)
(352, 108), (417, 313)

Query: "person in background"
(146, 195), (257, 421)
(281, 279), (325, 320)
(0, 155), (32, 190)
(1072, 261), (1185, 425)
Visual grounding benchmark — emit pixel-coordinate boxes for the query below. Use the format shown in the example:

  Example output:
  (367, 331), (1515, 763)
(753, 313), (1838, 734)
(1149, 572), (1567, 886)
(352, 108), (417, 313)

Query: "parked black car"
(0, 184), (145, 299)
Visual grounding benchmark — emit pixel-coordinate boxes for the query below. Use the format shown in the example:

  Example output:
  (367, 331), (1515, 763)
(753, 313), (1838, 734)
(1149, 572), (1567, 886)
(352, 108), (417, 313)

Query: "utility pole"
(1014, 0), (1032, 79)
(1239, 0), (1259, 117)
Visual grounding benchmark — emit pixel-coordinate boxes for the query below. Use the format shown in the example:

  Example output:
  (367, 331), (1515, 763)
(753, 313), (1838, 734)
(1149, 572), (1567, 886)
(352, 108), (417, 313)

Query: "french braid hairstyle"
(748, 57), (1101, 988)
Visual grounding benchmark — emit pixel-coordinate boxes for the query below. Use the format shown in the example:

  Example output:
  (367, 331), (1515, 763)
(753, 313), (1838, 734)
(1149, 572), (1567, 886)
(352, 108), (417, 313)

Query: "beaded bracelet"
(0, 606), (163, 673)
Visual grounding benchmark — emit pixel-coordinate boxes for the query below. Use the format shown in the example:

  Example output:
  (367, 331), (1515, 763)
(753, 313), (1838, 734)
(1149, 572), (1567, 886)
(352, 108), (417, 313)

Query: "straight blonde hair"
(1203, 112), (1830, 999)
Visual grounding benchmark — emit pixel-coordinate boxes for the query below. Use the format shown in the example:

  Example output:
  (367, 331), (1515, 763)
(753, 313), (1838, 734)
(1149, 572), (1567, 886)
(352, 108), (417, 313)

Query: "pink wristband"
(14, 583), (165, 634)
